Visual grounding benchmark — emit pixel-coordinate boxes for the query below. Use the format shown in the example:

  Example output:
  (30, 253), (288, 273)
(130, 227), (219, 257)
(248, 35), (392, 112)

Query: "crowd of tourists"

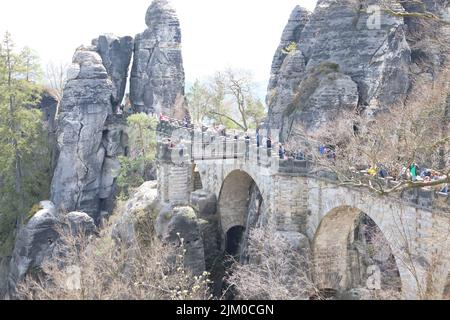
(158, 115), (449, 196)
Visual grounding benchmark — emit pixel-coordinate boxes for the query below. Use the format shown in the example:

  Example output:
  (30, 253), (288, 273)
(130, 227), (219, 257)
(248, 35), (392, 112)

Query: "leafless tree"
(207, 69), (266, 131)
(45, 62), (68, 107)
(226, 223), (321, 300)
(286, 69), (449, 196)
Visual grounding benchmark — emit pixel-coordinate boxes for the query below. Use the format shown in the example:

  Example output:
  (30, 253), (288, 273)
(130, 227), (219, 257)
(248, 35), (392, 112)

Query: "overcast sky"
(0, 0), (317, 93)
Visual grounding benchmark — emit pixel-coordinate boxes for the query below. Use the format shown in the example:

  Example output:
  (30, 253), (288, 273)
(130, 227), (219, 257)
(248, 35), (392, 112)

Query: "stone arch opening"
(225, 226), (245, 259)
(312, 206), (402, 299)
(216, 170), (264, 298)
(218, 170), (264, 259)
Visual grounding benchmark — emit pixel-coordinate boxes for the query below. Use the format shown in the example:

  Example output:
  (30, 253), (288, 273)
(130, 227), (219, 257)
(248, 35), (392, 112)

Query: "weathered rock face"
(190, 190), (221, 273)
(8, 201), (59, 298)
(267, 0), (413, 138)
(156, 206), (206, 276)
(190, 190), (217, 217)
(93, 34), (134, 111)
(266, 6), (311, 128)
(51, 45), (127, 222)
(36, 90), (59, 133)
(112, 181), (159, 247)
(130, 0), (187, 119)
(112, 182), (206, 275)
(66, 212), (97, 236)
(32, 90), (60, 173)
(281, 66), (359, 136)
(7, 203), (98, 298)
(401, 0), (449, 87)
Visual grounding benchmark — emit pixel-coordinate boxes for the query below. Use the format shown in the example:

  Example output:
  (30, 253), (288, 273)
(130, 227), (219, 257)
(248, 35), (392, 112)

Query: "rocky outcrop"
(112, 181), (159, 247)
(7, 202), (97, 298)
(7, 201), (58, 297)
(156, 206), (206, 276)
(130, 0), (187, 119)
(36, 90), (58, 134)
(66, 212), (97, 236)
(190, 190), (217, 217)
(401, 0), (449, 87)
(281, 64), (359, 136)
(51, 45), (127, 222)
(112, 182), (207, 276)
(93, 34), (134, 111)
(266, 6), (311, 128)
(267, 0), (412, 139)
(190, 190), (221, 271)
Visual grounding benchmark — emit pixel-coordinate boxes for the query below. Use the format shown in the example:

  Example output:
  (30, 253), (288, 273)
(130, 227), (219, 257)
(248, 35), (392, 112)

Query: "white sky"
(0, 0), (317, 93)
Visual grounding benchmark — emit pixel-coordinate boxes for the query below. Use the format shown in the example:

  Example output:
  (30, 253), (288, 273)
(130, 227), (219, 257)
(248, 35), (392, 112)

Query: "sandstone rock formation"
(281, 64), (359, 136)
(113, 182), (207, 276)
(130, 0), (187, 119)
(190, 190), (222, 279)
(7, 202), (98, 298)
(36, 90), (59, 134)
(93, 34), (134, 111)
(156, 206), (206, 276)
(267, 0), (413, 139)
(190, 190), (217, 217)
(112, 181), (159, 247)
(266, 6), (311, 128)
(66, 212), (97, 236)
(32, 90), (60, 172)
(7, 201), (58, 297)
(51, 45), (127, 222)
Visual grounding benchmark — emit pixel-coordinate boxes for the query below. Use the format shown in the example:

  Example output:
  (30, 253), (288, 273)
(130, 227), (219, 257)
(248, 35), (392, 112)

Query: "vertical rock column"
(93, 34), (134, 112)
(51, 40), (132, 222)
(130, 0), (188, 119)
(51, 47), (114, 219)
(266, 6), (311, 130)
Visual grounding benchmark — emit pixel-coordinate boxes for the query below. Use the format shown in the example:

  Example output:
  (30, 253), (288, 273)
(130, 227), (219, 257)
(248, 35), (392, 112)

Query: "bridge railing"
(155, 121), (449, 212)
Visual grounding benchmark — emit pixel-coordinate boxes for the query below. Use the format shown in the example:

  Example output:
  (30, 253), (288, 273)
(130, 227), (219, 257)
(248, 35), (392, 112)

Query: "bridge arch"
(218, 170), (264, 235)
(312, 206), (403, 298)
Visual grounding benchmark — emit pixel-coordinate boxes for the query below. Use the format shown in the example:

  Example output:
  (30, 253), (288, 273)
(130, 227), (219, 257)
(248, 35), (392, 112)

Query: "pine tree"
(0, 32), (51, 257)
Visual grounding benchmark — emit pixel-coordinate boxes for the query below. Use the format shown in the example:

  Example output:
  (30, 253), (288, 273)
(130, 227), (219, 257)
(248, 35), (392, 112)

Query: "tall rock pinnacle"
(130, 0), (187, 119)
(266, 0), (412, 139)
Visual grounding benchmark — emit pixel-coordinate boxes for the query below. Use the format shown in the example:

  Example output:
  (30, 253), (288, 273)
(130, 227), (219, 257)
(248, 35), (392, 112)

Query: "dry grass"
(225, 223), (321, 300)
(17, 212), (212, 300)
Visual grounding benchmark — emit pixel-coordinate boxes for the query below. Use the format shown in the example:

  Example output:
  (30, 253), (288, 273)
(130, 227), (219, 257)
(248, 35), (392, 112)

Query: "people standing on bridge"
(319, 145), (326, 155)
(160, 113), (169, 122)
(245, 133), (250, 161)
(378, 163), (388, 179)
(367, 165), (377, 176)
(399, 165), (409, 180)
(182, 115), (189, 128)
(295, 149), (306, 161)
(256, 130), (261, 148)
(410, 162), (419, 182)
(266, 136), (272, 158)
(233, 130), (238, 159)
(278, 144), (286, 160)
(440, 182), (449, 195)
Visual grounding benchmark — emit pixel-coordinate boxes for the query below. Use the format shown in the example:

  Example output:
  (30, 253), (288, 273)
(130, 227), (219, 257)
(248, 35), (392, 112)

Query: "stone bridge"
(156, 121), (450, 299)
